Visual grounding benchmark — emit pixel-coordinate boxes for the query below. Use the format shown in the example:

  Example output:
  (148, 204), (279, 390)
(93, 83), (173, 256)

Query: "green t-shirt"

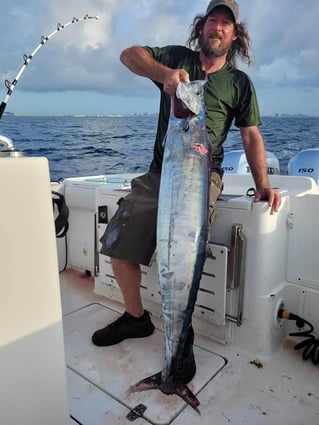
(144, 45), (262, 175)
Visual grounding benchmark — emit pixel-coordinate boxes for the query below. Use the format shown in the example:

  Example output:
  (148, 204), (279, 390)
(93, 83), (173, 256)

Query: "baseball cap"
(205, 0), (239, 23)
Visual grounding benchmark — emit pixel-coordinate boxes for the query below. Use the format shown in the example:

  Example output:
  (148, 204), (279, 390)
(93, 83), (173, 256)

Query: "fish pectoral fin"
(162, 271), (174, 279)
(128, 370), (201, 415)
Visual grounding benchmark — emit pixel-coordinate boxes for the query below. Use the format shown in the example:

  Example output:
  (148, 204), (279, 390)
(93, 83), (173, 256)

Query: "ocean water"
(1, 114), (318, 182)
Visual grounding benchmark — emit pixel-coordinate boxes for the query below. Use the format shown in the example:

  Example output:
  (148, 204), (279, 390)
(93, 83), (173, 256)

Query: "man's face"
(199, 7), (237, 59)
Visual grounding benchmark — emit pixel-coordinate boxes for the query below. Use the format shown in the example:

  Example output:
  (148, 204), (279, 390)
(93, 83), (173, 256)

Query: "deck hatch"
(64, 303), (226, 424)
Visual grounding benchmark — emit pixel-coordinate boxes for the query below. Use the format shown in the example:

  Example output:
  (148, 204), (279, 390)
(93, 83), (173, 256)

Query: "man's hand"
(163, 69), (190, 94)
(254, 187), (281, 215)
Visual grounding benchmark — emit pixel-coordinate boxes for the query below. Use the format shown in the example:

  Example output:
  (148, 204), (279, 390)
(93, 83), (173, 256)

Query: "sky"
(0, 0), (318, 117)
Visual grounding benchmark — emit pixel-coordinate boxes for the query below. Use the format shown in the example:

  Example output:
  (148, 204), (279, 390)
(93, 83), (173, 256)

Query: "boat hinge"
(287, 212), (294, 229)
(126, 404), (147, 422)
(226, 223), (246, 326)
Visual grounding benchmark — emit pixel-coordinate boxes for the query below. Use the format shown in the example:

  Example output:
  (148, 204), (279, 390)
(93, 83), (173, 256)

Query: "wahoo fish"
(129, 80), (211, 414)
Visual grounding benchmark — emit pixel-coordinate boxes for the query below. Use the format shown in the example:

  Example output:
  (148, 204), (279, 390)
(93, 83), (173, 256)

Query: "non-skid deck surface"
(63, 303), (226, 425)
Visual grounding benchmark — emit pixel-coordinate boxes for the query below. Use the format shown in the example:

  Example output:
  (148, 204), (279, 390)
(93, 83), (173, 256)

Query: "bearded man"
(93, 0), (281, 384)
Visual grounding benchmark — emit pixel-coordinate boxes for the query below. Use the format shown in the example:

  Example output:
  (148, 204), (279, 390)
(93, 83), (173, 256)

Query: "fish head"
(175, 80), (206, 116)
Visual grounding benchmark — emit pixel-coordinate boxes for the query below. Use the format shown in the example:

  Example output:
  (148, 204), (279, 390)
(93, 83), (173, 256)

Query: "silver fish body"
(129, 80), (211, 413)
(158, 80), (211, 375)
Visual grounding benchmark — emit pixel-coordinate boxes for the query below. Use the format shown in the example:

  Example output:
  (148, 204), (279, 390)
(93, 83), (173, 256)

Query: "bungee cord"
(0, 14), (99, 119)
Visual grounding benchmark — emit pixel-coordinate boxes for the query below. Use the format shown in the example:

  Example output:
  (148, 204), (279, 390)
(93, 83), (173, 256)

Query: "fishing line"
(0, 14), (99, 119)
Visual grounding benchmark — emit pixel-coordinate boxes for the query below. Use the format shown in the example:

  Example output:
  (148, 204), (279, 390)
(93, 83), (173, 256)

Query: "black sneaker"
(174, 325), (196, 384)
(91, 310), (155, 347)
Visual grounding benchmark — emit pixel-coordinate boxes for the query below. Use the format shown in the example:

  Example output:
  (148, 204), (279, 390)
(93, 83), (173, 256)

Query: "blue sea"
(1, 114), (319, 182)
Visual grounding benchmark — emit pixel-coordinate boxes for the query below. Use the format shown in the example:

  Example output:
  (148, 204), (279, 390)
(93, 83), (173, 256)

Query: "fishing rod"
(0, 14), (99, 119)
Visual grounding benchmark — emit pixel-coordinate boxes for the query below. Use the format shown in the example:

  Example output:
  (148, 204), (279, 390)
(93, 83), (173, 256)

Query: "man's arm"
(120, 46), (190, 94)
(240, 125), (281, 214)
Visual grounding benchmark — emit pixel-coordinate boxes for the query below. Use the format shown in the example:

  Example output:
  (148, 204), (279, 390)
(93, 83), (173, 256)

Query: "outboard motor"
(222, 149), (280, 175)
(288, 148), (319, 185)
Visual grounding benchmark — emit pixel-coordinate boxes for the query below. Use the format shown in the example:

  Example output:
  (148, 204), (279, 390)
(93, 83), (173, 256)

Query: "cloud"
(241, 0), (319, 89)
(0, 0), (318, 116)
(0, 0), (198, 93)
(257, 48), (319, 88)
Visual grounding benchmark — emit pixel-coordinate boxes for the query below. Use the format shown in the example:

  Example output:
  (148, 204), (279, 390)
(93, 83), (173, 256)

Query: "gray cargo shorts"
(100, 171), (223, 266)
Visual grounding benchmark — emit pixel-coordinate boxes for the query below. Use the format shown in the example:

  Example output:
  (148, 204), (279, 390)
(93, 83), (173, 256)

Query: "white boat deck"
(2, 155), (319, 425)
(61, 269), (319, 425)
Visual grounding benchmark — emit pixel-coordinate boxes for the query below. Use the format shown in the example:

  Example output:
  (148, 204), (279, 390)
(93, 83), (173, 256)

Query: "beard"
(199, 33), (229, 58)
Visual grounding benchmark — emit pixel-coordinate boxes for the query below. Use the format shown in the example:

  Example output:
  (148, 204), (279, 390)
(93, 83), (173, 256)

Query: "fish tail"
(128, 370), (200, 414)
(175, 383), (201, 415)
